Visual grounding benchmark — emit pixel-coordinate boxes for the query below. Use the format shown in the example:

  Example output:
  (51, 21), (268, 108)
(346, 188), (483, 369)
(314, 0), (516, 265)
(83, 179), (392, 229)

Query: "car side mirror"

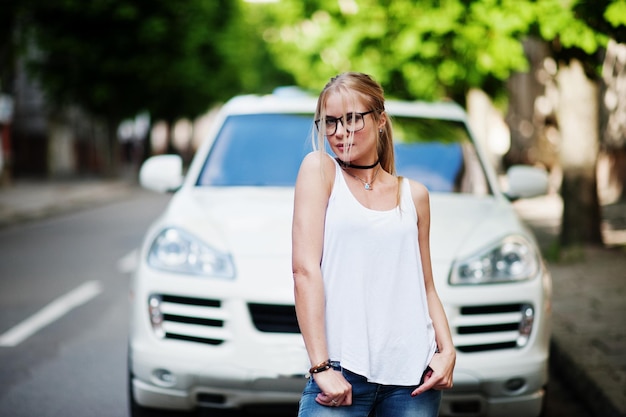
(139, 154), (184, 193)
(505, 165), (549, 201)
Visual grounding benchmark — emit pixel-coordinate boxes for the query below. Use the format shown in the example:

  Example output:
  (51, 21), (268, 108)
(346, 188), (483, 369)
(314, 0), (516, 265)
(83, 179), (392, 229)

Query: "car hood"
(162, 187), (527, 261)
(429, 193), (530, 263)
(154, 187), (530, 294)
(162, 187), (296, 257)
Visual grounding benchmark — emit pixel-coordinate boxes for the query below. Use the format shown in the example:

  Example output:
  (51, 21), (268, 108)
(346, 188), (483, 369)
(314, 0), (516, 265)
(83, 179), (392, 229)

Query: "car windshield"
(196, 113), (490, 194)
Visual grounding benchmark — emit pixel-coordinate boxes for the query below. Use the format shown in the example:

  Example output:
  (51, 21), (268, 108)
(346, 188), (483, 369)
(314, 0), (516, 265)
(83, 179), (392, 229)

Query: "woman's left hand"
(410, 350), (456, 396)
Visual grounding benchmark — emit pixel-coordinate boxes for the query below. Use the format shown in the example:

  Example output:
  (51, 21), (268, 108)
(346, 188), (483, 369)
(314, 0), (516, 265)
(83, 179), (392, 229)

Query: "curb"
(0, 181), (136, 230)
(550, 340), (624, 417)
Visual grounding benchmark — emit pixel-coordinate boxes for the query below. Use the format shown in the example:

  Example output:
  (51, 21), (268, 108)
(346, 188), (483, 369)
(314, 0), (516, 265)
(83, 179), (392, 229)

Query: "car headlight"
(147, 227), (235, 278)
(449, 235), (539, 285)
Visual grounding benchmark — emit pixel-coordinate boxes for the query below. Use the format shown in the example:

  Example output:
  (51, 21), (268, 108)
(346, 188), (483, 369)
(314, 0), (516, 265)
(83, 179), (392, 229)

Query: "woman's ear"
(378, 112), (387, 130)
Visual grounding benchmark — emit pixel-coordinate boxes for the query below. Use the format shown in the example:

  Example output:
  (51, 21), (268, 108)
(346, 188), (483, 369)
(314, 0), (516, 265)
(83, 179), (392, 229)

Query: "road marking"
(0, 280), (103, 347)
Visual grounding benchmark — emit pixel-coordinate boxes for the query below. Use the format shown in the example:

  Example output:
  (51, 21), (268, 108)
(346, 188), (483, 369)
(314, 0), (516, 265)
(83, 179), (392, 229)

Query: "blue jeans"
(298, 363), (442, 417)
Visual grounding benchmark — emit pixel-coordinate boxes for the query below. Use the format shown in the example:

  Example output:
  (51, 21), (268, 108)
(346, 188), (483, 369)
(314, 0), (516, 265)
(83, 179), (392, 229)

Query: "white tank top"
(321, 159), (437, 385)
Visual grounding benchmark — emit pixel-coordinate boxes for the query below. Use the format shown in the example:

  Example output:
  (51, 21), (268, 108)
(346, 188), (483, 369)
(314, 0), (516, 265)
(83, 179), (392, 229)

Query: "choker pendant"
(343, 166), (380, 191)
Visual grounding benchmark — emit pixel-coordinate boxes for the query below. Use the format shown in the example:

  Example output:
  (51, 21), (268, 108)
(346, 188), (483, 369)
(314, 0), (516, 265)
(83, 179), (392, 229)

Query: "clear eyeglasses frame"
(315, 110), (375, 136)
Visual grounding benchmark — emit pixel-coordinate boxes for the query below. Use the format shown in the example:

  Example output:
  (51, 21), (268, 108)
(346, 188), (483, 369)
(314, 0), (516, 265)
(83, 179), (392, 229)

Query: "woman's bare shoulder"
(299, 151), (336, 175)
(405, 178), (431, 216)
(406, 178), (429, 200)
(296, 151), (336, 192)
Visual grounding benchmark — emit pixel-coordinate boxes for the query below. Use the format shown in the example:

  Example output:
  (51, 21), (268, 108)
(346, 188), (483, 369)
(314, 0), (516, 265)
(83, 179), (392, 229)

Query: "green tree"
(22, 0), (241, 121)
(222, 1), (296, 95)
(254, 0), (537, 103)
(9, 0), (241, 174)
(250, 0), (624, 251)
(536, 0), (625, 251)
(0, 1), (21, 93)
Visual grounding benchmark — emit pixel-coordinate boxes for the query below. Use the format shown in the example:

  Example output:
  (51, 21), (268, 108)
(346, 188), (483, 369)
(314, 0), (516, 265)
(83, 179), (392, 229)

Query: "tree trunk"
(504, 38), (555, 170)
(600, 39), (626, 202)
(556, 59), (603, 250)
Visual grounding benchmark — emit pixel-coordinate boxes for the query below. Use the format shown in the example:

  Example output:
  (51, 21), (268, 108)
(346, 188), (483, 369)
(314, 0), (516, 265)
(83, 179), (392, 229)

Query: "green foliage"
(0, 0), (23, 92)
(580, 0), (626, 43)
(254, 0), (540, 101)
(220, 2), (295, 94)
(535, 0), (608, 54)
(6, 0), (625, 125)
(606, 0), (626, 27)
(17, 0), (240, 123)
(249, 0), (619, 102)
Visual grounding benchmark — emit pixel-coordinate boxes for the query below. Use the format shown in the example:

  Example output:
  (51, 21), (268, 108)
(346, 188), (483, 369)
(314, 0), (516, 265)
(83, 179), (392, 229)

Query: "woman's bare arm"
(409, 180), (456, 396)
(292, 152), (352, 406)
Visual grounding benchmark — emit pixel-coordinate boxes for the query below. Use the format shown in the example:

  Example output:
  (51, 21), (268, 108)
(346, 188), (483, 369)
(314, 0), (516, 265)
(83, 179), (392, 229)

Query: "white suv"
(129, 89), (552, 417)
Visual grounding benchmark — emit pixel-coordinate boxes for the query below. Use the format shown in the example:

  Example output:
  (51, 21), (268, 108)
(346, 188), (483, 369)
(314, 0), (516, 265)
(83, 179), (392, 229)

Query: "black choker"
(336, 158), (379, 169)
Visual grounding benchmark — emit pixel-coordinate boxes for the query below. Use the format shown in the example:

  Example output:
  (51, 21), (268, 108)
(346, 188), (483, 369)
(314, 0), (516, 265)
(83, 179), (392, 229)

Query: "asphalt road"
(0, 190), (592, 417)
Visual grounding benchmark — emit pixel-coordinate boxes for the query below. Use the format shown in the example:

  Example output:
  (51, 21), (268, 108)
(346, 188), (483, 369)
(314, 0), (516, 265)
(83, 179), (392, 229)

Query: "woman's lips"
(335, 143), (351, 152)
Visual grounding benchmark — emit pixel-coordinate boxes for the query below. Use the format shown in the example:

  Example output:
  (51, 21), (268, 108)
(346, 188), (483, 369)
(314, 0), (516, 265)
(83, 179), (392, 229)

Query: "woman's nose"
(335, 120), (346, 136)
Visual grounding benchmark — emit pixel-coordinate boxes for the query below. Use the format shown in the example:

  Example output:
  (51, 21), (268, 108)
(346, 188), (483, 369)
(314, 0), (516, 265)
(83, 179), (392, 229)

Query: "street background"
(0, 178), (624, 416)
(1, 3), (625, 416)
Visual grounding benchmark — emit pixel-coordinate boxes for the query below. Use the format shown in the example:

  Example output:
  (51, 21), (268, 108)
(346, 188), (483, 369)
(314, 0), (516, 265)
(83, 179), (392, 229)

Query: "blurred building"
(10, 60), (113, 179)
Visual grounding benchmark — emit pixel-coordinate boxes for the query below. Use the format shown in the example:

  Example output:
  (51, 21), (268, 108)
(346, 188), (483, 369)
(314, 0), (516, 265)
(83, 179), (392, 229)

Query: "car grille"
(452, 303), (534, 353)
(149, 295), (533, 352)
(148, 294), (228, 345)
(248, 303), (300, 333)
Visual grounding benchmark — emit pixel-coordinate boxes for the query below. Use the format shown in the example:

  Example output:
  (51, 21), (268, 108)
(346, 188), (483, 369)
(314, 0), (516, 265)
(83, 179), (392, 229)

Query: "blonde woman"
(292, 72), (455, 417)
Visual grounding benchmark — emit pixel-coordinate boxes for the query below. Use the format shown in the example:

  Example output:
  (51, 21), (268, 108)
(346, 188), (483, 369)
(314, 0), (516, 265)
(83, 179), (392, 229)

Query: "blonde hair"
(313, 72), (396, 175)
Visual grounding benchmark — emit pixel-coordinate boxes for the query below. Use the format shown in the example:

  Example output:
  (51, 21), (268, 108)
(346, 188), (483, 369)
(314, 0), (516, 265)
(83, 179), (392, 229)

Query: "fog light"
(152, 368), (176, 387)
(517, 304), (534, 347)
(148, 295), (165, 338)
(504, 377), (526, 392)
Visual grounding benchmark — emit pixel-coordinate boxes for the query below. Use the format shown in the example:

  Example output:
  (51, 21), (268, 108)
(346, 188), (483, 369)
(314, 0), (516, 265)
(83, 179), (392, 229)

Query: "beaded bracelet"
(306, 359), (332, 378)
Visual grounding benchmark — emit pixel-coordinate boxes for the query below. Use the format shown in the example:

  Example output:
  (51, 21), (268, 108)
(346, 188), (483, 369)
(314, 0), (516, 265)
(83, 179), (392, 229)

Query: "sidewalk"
(514, 195), (626, 417)
(0, 178), (136, 228)
(0, 180), (624, 417)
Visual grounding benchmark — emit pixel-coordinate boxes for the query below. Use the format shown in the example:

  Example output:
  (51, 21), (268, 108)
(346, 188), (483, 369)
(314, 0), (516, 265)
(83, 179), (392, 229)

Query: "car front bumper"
(129, 335), (308, 411)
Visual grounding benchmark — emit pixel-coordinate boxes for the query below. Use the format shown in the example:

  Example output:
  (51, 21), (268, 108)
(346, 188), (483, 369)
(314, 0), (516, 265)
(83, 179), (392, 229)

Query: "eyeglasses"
(315, 110), (375, 136)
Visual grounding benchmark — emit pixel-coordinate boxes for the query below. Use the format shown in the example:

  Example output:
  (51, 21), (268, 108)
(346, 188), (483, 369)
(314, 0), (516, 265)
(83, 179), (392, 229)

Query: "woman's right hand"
(313, 369), (353, 407)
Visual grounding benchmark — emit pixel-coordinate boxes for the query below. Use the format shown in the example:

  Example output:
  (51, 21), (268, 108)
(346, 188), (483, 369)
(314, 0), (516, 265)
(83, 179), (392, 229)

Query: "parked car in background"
(129, 88), (552, 417)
